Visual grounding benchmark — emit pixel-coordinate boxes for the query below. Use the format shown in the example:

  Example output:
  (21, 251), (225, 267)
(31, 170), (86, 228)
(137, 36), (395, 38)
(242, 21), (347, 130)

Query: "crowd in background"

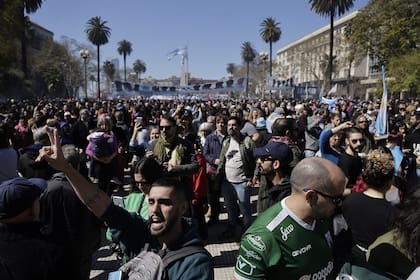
(0, 95), (419, 279)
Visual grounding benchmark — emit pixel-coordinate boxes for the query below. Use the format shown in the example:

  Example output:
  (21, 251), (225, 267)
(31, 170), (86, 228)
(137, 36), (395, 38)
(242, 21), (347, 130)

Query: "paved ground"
(89, 187), (259, 280)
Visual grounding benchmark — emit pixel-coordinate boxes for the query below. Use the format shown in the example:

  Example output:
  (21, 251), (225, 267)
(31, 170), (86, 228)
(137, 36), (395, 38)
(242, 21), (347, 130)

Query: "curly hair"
(393, 189), (420, 264)
(362, 147), (394, 190)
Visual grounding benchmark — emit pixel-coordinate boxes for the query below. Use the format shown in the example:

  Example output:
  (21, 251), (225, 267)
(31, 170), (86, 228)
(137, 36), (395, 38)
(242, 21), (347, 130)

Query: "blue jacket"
(203, 131), (225, 170)
(102, 205), (213, 280)
(319, 129), (343, 164)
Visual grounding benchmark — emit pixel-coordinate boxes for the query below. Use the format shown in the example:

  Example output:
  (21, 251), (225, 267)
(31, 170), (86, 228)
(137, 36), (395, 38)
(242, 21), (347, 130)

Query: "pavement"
(88, 184), (259, 280)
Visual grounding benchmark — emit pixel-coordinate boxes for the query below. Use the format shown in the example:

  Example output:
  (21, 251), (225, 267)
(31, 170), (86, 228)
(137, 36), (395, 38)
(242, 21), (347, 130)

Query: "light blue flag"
(375, 65), (388, 136)
(321, 96), (337, 112)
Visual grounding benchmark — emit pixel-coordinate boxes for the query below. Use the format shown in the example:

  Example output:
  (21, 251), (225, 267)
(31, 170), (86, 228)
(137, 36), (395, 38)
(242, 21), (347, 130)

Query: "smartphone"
(112, 195), (125, 208)
(108, 271), (123, 280)
(135, 117), (143, 123)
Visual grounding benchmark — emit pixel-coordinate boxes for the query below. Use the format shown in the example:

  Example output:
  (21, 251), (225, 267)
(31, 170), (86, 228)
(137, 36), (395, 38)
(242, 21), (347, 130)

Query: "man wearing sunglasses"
(338, 127), (365, 192)
(253, 141), (293, 212)
(234, 157), (346, 280)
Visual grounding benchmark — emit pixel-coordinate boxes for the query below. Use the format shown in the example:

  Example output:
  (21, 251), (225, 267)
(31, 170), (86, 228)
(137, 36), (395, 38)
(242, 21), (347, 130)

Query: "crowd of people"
(0, 95), (419, 280)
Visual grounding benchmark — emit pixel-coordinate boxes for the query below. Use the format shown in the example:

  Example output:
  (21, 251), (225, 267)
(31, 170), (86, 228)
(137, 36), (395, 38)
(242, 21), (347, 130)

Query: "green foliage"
(260, 17), (281, 76)
(117, 40), (132, 81)
(387, 51), (420, 96)
(226, 63), (236, 76)
(309, 0), (354, 18)
(103, 60), (116, 81)
(241, 41), (256, 97)
(309, 0), (354, 87)
(350, 0), (420, 66)
(133, 59), (146, 82)
(85, 16), (111, 98)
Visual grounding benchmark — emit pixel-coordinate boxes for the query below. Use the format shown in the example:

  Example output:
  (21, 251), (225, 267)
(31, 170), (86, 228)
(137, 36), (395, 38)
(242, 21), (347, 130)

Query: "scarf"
(154, 136), (185, 166)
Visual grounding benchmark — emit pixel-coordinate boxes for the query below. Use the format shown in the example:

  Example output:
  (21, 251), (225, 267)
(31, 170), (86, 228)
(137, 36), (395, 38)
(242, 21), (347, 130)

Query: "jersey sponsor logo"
(298, 261), (333, 280)
(236, 255), (257, 276)
(292, 244), (312, 257)
(246, 234), (266, 251)
(240, 245), (262, 261)
(280, 224), (294, 241)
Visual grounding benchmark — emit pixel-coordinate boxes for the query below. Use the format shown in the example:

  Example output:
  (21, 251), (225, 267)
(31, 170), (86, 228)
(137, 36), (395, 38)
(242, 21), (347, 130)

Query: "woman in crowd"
(367, 189), (420, 279)
(342, 147), (399, 265)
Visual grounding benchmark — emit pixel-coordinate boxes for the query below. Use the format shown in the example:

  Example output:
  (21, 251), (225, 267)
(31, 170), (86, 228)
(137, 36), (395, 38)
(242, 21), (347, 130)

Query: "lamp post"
(79, 49), (89, 99)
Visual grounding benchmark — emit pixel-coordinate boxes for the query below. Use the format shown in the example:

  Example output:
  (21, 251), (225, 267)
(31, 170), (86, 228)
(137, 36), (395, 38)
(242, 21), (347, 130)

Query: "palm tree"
(21, 0), (43, 79)
(85, 16), (111, 99)
(259, 17), (281, 77)
(226, 63), (236, 77)
(133, 59), (146, 83)
(241, 41), (256, 98)
(103, 60), (115, 93)
(309, 0), (354, 88)
(117, 40), (132, 81)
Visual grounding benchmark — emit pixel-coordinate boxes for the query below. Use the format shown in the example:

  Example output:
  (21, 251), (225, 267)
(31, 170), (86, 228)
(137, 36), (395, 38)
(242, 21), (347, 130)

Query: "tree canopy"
(350, 0), (420, 96)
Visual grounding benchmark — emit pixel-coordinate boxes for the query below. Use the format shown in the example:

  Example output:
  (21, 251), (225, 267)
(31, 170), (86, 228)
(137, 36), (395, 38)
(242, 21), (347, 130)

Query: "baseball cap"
(0, 177), (47, 219)
(253, 142), (293, 165)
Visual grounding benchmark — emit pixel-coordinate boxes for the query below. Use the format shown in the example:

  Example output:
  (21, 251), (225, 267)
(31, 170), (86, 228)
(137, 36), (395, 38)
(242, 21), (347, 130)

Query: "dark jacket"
(40, 173), (101, 280)
(18, 144), (56, 180)
(102, 205), (213, 280)
(0, 222), (58, 280)
(203, 131), (225, 171)
(217, 135), (256, 180)
(71, 119), (94, 150)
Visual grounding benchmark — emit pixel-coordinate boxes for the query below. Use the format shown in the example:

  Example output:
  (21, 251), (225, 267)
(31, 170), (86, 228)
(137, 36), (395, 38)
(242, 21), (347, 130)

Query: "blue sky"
(31, 0), (368, 80)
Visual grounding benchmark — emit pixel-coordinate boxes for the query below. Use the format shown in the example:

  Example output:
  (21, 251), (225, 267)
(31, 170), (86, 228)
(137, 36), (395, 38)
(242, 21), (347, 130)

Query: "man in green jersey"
(234, 157), (346, 280)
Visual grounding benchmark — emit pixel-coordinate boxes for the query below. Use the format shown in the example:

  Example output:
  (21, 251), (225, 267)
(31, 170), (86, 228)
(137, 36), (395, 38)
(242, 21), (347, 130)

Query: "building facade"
(275, 11), (376, 98)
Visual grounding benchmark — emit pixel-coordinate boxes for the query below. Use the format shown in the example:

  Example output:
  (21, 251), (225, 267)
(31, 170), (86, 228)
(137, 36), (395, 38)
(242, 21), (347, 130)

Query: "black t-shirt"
(342, 192), (398, 250)
(338, 152), (363, 187)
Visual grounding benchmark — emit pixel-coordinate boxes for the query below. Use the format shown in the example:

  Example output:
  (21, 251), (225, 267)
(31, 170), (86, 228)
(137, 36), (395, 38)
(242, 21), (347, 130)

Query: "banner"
(375, 65), (388, 136)
(111, 77), (247, 98)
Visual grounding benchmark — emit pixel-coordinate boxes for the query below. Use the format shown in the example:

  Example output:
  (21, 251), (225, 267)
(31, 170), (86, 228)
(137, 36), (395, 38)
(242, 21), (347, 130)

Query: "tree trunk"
(97, 45), (101, 99)
(269, 41), (273, 77)
(246, 62), (249, 98)
(123, 54), (127, 81)
(20, 7), (28, 79)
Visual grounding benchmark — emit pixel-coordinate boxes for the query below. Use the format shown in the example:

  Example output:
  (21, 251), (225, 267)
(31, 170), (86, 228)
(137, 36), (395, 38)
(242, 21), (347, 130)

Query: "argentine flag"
(375, 65), (388, 136)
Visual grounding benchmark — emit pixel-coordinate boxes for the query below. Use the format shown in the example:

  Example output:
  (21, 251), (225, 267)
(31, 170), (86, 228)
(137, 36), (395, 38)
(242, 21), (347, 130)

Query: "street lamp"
(79, 49), (89, 99)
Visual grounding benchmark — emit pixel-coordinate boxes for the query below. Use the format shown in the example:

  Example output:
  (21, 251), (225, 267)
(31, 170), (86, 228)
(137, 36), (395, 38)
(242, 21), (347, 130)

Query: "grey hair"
(33, 127), (50, 146)
(61, 144), (80, 169)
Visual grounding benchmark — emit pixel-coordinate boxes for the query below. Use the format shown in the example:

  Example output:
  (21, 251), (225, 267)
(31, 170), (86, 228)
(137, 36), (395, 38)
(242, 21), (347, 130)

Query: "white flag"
(327, 83), (337, 95)
(167, 47), (187, 60)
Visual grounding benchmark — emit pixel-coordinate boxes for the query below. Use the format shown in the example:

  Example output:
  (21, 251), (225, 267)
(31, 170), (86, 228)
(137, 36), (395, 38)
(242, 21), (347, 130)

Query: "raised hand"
(36, 127), (68, 172)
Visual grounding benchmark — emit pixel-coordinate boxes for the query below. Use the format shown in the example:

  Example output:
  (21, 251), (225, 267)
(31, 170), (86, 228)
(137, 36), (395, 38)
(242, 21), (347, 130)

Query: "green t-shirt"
(234, 198), (335, 280)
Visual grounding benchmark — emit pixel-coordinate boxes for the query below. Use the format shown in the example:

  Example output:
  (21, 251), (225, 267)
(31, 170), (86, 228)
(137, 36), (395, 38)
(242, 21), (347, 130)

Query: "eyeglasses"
(259, 156), (274, 162)
(358, 120), (368, 124)
(303, 188), (344, 206)
(350, 138), (365, 144)
(159, 125), (173, 130)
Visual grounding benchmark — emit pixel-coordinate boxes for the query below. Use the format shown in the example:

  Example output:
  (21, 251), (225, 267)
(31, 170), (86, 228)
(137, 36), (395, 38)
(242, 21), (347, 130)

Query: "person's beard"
(228, 128), (236, 136)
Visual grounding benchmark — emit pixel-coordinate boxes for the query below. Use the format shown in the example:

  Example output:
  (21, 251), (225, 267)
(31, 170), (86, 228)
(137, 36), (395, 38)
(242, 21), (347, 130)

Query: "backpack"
(117, 245), (210, 280)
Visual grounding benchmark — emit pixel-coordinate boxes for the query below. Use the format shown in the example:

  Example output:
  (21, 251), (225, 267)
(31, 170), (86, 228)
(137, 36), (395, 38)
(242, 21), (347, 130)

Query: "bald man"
(234, 157), (346, 280)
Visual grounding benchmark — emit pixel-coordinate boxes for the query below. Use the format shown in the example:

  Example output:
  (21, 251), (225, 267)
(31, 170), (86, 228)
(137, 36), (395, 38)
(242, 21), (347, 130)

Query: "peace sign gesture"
(36, 127), (68, 172)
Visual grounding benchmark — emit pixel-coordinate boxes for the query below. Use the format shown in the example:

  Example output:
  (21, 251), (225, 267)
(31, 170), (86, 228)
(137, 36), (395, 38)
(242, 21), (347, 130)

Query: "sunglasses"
(358, 120), (368, 124)
(350, 138), (365, 144)
(304, 188), (344, 206)
(259, 156), (274, 162)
